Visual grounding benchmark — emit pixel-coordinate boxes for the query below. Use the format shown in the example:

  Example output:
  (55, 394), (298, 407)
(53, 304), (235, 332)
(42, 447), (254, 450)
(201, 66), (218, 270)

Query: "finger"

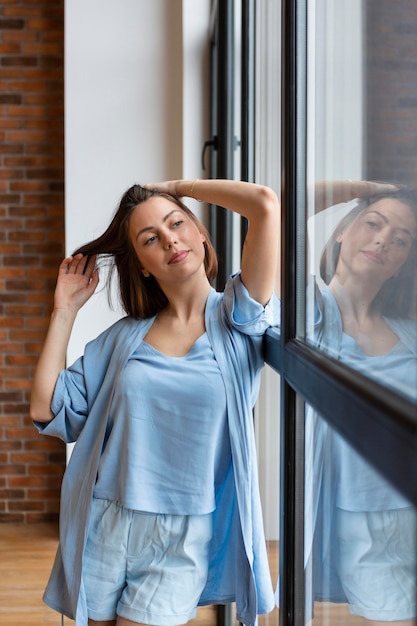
(59, 256), (75, 273)
(68, 253), (89, 274)
(89, 268), (100, 290)
(353, 180), (398, 198)
(83, 254), (97, 279)
(143, 181), (174, 194)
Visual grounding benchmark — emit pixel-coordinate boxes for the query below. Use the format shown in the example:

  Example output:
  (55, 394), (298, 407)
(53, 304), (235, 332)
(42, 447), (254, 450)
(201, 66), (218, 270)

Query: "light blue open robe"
(35, 273), (280, 626)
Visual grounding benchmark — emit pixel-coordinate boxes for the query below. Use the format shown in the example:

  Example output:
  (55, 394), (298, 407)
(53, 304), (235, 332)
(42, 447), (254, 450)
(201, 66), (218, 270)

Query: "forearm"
(313, 180), (397, 214)
(174, 178), (278, 222)
(178, 178), (280, 303)
(30, 308), (77, 423)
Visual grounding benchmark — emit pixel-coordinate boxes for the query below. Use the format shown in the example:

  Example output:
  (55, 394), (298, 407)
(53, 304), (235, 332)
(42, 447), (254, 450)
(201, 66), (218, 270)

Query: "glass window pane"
(255, 364), (280, 626)
(305, 0), (417, 403)
(305, 409), (417, 623)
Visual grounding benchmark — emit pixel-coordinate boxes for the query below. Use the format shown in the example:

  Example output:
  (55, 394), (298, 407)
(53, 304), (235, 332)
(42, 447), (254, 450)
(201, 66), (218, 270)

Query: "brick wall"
(0, 1), (65, 523)
(366, 0), (417, 184)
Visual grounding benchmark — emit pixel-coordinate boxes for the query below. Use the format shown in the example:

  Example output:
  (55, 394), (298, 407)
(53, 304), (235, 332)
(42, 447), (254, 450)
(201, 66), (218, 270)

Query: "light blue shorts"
(82, 498), (213, 625)
(335, 507), (417, 621)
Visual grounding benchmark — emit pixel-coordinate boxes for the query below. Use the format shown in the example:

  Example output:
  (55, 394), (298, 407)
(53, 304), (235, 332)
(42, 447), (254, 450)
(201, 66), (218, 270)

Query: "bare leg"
(116, 618), (149, 626)
(88, 612), (169, 625)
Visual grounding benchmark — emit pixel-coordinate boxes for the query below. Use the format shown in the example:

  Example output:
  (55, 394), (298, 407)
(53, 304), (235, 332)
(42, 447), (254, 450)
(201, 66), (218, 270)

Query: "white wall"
(65, 0), (210, 464)
(65, 0), (210, 362)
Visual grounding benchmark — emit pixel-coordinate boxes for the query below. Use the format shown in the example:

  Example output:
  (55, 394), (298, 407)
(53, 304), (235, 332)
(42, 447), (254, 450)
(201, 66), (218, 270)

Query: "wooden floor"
(0, 524), (364, 626)
(0, 523), (61, 625)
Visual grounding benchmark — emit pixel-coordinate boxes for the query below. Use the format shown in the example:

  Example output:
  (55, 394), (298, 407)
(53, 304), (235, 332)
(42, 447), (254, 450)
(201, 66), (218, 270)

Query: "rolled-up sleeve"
(34, 356), (89, 443)
(223, 272), (280, 335)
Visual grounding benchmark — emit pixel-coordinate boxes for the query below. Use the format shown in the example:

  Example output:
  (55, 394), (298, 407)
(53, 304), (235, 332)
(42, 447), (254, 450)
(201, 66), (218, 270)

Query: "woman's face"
(128, 196), (206, 286)
(335, 198), (417, 286)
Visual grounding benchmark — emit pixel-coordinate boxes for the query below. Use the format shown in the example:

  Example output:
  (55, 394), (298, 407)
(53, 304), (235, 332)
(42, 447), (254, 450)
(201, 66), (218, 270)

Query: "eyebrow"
(366, 210), (414, 238)
(135, 209), (181, 239)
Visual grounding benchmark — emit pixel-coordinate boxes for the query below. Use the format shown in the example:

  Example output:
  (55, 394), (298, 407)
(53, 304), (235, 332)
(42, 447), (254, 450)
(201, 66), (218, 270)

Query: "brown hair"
(320, 187), (417, 318)
(73, 184), (218, 318)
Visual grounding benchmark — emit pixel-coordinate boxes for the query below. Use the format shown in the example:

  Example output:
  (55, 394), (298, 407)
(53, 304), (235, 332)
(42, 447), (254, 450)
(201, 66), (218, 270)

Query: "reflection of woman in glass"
(307, 184), (417, 625)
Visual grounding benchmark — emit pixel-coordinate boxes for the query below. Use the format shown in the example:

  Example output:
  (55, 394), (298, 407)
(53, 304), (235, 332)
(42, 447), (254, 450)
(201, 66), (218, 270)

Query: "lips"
(362, 250), (384, 264)
(168, 250), (189, 264)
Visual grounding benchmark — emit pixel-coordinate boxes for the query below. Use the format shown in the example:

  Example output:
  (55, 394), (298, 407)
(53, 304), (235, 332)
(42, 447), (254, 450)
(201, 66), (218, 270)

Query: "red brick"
(24, 438), (64, 452)
(10, 451), (48, 464)
(0, 464), (25, 475)
(0, 341), (23, 354)
(0, 267), (25, 278)
(5, 379), (33, 391)
(8, 105), (46, 117)
(0, 119), (22, 130)
(30, 463), (64, 476)
(0, 18), (25, 28)
(8, 129), (47, 142)
(4, 155), (44, 167)
(0, 415), (23, 427)
(0, 315), (24, 328)
(8, 475), (46, 488)
(6, 354), (39, 366)
(26, 512), (59, 523)
(3, 404), (28, 415)
(1, 56), (38, 67)
(28, 488), (61, 500)
(22, 42), (63, 56)
(0, 488), (25, 499)
(2, 30), (38, 44)
(3, 6), (43, 18)
(0, 68), (22, 80)
(0, 89), (21, 100)
(0, 512), (25, 523)
(10, 180), (50, 192)
(9, 500), (44, 511)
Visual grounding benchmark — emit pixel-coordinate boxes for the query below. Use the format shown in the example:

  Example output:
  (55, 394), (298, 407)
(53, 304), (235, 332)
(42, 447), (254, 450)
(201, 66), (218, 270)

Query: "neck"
(159, 275), (212, 322)
(328, 275), (382, 323)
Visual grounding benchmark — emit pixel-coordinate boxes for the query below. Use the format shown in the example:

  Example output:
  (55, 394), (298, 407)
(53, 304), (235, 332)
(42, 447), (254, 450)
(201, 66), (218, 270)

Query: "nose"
(374, 227), (389, 248)
(162, 232), (177, 250)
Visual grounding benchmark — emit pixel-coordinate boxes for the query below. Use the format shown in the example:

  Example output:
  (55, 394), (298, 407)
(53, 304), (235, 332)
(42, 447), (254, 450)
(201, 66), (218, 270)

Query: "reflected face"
(336, 198), (417, 284)
(128, 196), (206, 285)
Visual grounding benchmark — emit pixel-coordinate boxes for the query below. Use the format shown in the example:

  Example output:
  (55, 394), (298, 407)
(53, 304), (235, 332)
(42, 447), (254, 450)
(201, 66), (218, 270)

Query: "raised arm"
(146, 179), (281, 303)
(30, 254), (99, 423)
(313, 180), (398, 214)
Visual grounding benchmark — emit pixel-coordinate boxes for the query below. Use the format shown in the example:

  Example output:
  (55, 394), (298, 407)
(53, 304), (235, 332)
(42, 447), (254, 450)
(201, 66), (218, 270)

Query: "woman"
(30, 179), (280, 626)
(305, 183), (417, 624)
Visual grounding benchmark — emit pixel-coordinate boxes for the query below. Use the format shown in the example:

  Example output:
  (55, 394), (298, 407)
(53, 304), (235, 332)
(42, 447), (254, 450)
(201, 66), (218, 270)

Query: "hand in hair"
(54, 254), (99, 314)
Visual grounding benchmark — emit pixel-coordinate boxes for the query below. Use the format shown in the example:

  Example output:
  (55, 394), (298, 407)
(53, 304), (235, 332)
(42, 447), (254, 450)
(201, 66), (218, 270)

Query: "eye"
(144, 234), (158, 245)
(391, 236), (407, 247)
(172, 219), (184, 228)
(365, 220), (379, 229)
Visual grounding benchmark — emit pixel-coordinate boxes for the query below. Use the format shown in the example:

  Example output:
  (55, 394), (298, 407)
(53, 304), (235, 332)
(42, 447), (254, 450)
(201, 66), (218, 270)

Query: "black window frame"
(273, 1), (417, 623)
(210, 1), (417, 626)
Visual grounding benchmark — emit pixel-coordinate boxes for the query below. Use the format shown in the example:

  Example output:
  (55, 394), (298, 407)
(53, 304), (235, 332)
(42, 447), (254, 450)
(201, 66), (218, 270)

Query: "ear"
(336, 232), (343, 243)
(141, 268), (150, 278)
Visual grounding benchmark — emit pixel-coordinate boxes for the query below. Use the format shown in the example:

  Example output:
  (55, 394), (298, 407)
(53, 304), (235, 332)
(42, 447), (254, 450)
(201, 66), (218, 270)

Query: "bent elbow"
(260, 184), (279, 204)
(258, 186), (280, 219)
(30, 398), (54, 424)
